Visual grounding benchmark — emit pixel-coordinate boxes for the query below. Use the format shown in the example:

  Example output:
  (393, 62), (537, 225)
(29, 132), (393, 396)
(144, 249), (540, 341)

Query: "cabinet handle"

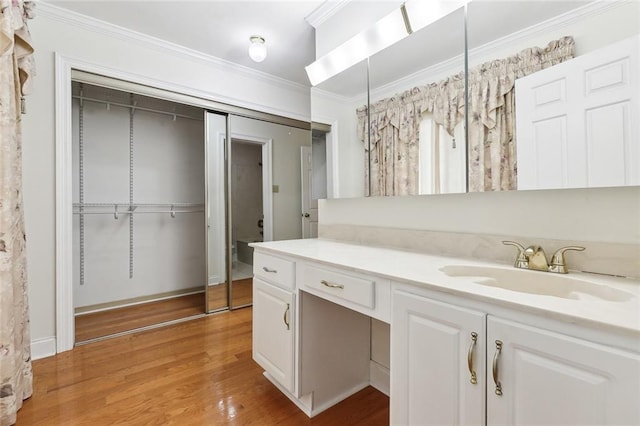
(321, 279), (344, 289)
(467, 332), (478, 385)
(262, 266), (277, 273)
(283, 303), (290, 330)
(492, 340), (503, 396)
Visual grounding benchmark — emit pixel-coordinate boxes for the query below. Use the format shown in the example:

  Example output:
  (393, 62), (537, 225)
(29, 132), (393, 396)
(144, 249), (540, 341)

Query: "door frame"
(54, 54), (283, 352)
(229, 133), (273, 243)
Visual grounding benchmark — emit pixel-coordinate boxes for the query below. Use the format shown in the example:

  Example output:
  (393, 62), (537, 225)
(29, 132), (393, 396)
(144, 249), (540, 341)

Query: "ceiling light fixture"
(249, 36), (267, 63)
(305, 0), (472, 86)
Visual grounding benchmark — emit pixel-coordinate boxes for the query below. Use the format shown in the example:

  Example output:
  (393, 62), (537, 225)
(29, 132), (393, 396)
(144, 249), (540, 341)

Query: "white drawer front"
(253, 251), (295, 289)
(301, 264), (375, 309)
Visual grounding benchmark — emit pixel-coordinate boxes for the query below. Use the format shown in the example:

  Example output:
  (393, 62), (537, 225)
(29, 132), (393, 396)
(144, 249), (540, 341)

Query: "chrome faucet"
(502, 241), (585, 274)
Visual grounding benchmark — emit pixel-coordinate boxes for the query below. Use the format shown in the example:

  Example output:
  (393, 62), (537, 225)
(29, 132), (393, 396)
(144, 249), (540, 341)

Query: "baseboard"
(370, 360), (390, 397)
(31, 336), (57, 360)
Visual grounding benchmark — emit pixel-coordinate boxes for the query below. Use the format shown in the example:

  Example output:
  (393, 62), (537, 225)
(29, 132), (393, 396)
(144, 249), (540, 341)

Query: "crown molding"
(312, 86), (361, 105)
(305, 0), (351, 28)
(468, 0), (625, 63)
(36, 2), (311, 95)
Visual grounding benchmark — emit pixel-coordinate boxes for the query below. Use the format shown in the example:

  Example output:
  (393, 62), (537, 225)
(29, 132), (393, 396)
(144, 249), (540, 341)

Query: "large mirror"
(310, 0), (639, 197)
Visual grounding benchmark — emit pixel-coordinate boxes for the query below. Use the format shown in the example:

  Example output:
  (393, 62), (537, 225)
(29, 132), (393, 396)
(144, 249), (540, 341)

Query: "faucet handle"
(502, 241), (528, 268)
(549, 246), (585, 274)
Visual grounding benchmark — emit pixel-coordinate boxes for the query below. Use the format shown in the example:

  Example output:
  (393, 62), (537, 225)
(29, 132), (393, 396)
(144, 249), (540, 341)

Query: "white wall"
(311, 135), (327, 200)
(23, 6), (310, 351)
(311, 89), (366, 198)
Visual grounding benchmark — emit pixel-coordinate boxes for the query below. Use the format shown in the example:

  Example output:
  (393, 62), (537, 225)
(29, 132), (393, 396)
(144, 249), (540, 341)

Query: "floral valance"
(357, 36), (576, 148)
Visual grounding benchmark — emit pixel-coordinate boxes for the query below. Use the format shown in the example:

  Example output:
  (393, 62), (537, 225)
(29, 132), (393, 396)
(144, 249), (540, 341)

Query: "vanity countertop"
(251, 238), (640, 336)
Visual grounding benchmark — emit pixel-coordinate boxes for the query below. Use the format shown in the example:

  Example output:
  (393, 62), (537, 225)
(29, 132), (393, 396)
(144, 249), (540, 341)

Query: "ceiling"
(49, 0), (325, 86)
(47, 0), (593, 92)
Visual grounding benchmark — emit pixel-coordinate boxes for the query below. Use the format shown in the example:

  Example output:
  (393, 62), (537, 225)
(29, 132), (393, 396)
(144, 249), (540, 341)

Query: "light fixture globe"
(249, 36), (267, 63)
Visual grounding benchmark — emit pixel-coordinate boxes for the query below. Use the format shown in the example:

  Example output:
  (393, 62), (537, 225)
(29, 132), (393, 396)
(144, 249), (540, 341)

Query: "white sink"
(439, 265), (635, 302)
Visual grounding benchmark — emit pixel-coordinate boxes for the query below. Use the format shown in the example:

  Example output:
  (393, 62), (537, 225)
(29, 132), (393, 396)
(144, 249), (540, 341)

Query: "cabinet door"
(391, 290), (486, 426)
(487, 316), (640, 425)
(253, 277), (295, 393)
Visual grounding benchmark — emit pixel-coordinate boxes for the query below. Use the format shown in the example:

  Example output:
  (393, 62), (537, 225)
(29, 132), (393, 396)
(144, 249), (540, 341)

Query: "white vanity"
(251, 239), (640, 425)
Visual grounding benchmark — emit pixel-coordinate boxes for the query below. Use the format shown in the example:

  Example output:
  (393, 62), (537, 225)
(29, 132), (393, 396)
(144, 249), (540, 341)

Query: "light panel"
(306, 0), (472, 87)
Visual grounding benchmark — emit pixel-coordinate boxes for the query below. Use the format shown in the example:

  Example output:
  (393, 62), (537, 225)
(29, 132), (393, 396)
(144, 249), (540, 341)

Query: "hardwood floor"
(19, 307), (389, 425)
(75, 293), (205, 343)
(207, 278), (253, 311)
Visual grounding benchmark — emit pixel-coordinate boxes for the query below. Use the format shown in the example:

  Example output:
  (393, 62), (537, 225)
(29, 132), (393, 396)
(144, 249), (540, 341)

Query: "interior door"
(515, 35), (639, 190)
(301, 146), (318, 238)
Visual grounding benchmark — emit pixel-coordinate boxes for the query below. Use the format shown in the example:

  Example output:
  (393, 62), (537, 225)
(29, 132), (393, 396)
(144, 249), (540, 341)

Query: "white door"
(487, 316), (640, 425)
(301, 146), (318, 238)
(252, 277), (295, 393)
(391, 290), (486, 425)
(515, 35), (639, 190)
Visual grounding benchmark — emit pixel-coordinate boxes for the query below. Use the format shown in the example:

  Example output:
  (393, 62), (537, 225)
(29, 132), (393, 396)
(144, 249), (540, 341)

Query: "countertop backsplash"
(318, 224), (640, 280)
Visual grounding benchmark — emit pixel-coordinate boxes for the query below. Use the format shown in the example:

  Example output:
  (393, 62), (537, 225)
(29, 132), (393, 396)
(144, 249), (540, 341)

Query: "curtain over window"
(0, 1), (35, 425)
(358, 36), (575, 196)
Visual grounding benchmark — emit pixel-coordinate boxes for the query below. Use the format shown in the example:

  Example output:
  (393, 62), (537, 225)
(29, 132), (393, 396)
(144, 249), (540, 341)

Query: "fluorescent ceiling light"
(404, 0), (471, 33)
(305, 0), (472, 87)
(306, 8), (409, 86)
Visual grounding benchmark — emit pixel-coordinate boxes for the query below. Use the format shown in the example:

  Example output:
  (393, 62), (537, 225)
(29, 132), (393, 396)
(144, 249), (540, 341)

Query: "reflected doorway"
(230, 139), (265, 308)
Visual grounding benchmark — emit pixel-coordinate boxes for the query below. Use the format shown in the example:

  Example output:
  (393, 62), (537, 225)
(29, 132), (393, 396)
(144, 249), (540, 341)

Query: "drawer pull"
(467, 332), (478, 385)
(262, 266), (277, 273)
(492, 340), (503, 396)
(321, 279), (344, 289)
(283, 303), (290, 330)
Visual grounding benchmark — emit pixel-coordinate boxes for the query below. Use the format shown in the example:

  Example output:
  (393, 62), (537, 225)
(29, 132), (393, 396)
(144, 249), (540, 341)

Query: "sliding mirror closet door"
(205, 112), (229, 313)
(72, 82), (207, 343)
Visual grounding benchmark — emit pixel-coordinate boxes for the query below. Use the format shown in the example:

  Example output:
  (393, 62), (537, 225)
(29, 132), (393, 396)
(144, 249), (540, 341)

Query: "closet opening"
(56, 62), (311, 351)
(72, 81), (208, 344)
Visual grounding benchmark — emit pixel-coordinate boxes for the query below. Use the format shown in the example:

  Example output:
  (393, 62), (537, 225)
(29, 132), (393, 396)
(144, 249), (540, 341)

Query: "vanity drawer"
(301, 264), (375, 310)
(253, 252), (295, 290)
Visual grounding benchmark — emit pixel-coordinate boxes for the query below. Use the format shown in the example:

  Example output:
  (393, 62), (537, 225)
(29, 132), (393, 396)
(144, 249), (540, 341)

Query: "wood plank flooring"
(75, 292), (205, 343)
(207, 278), (253, 310)
(19, 307), (389, 425)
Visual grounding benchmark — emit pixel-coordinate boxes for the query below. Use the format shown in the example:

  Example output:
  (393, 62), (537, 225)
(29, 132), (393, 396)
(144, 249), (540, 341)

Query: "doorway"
(230, 139), (265, 307)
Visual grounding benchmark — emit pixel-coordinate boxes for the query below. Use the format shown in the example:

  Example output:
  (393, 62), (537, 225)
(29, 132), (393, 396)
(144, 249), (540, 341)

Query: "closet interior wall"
(72, 82), (206, 311)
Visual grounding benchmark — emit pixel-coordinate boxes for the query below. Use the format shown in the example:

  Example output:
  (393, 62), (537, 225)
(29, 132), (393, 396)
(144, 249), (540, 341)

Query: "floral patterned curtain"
(0, 1), (35, 425)
(357, 36), (575, 195)
(467, 37), (575, 191)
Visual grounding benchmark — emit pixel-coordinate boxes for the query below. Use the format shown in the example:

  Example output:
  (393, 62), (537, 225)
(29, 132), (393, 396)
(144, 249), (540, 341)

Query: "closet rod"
(72, 210), (204, 215)
(73, 202), (204, 207)
(71, 95), (203, 122)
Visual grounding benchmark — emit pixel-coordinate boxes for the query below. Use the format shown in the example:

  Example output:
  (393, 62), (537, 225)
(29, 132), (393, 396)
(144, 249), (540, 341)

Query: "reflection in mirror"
(205, 112), (228, 313)
(310, 60), (369, 198)
(467, 0), (639, 191)
(366, 6), (467, 196)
